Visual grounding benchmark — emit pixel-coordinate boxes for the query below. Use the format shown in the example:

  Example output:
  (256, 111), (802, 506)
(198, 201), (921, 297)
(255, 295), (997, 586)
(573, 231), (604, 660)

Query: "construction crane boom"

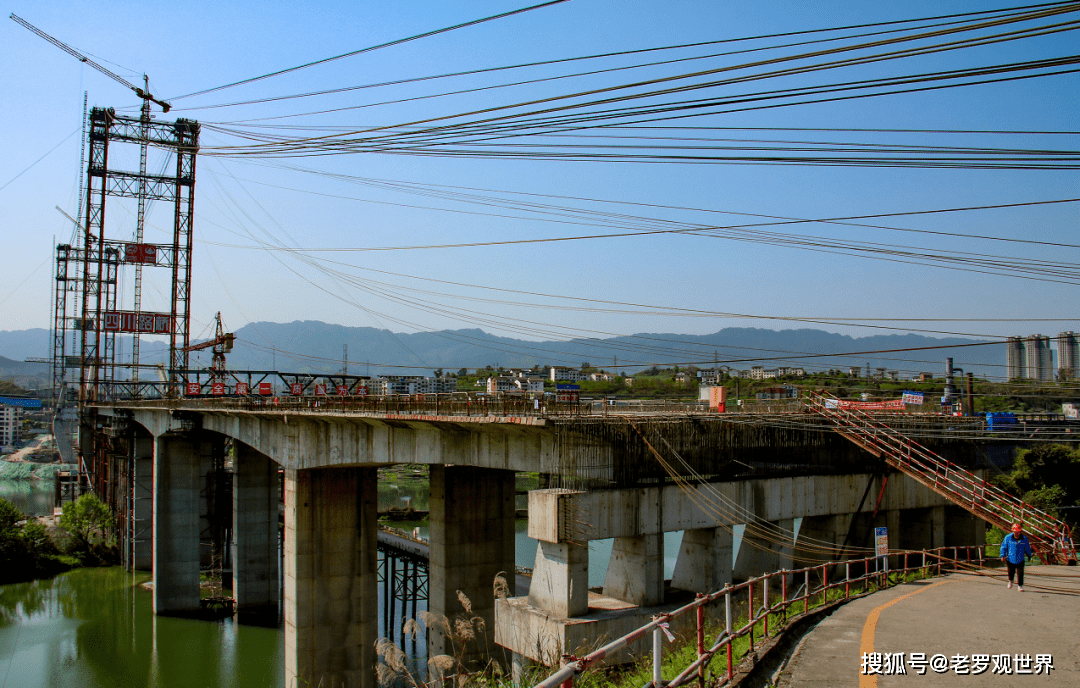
(10, 14), (171, 112)
(181, 313), (234, 376)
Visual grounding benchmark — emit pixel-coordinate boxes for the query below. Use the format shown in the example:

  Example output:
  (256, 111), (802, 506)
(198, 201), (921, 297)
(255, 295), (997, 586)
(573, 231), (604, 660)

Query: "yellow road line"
(858, 579), (960, 688)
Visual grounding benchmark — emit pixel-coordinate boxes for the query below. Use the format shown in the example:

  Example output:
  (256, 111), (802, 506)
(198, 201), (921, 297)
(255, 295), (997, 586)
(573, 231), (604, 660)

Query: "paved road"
(779, 565), (1080, 687)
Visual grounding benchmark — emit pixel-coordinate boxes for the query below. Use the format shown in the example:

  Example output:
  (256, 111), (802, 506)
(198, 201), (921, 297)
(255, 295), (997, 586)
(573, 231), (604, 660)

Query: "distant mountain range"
(0, 322), (1007, 381)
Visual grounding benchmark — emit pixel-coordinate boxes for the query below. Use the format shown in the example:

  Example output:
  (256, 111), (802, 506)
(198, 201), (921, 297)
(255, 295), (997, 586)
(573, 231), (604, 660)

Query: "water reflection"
(0, 568), (283, 688)
(0, 480), (54, 518)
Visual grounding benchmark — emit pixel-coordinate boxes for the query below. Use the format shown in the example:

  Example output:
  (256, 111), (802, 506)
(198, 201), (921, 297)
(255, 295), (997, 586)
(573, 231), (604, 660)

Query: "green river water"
(0, 478), (686, 686)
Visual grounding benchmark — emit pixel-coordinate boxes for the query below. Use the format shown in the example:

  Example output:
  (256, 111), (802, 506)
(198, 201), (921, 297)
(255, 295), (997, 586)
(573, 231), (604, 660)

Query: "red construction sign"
(102, 311), (172, 334)
(356, 385), (368, 396)
(314, 384), (327, 395)
(235, 382), (249, 395)
(124, 243), (157, 264)
(336, 385), (349, 396)
(258, 382), (272, 395)
(290, 383), (303, 396)
(211, 382), (225, 396)
(186, 382), (200, 396)
(835, 399), (906, 411)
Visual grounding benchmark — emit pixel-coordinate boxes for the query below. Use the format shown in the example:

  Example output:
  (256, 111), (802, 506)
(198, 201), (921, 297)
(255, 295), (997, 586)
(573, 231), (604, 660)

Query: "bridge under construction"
(65, 388), (1071, 688)
(17, 40), (1072, 685)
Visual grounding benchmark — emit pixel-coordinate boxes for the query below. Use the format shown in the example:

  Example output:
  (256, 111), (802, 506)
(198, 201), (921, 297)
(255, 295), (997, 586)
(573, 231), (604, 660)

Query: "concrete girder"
(527, 472), (974, 543)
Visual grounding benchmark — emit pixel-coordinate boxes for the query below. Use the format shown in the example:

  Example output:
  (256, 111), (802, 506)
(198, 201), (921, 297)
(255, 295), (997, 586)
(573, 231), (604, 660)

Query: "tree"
(0, 498), (22, 533)
(60, 494), (114, 548)
(433, 368), (444, 378)
(457, 368), (468, 377)
(995, 444), (1080, 523)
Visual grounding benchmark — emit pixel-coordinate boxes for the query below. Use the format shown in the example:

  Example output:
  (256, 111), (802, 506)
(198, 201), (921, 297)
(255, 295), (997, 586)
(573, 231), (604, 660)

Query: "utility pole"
(342, 343), (348, 375)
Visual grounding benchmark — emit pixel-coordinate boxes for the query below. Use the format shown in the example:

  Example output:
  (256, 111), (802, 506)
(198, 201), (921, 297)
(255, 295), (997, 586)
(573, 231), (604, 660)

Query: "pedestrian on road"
(1000, 523), (1033, 592)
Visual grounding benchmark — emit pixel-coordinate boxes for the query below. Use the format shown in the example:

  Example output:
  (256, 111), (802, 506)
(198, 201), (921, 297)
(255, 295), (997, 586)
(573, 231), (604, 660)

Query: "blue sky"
(2, 0), (1078, 350)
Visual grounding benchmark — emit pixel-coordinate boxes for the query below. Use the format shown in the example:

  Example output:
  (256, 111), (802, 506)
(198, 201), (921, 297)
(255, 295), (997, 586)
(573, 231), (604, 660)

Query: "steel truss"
(71, 106), (200, 405)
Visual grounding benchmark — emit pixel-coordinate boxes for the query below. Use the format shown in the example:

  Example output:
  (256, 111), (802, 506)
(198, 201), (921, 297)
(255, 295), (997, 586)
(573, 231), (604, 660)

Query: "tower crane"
(10, 14), (171, 112)
(182, 313), (235, 378)
(13, 13), (170, 391)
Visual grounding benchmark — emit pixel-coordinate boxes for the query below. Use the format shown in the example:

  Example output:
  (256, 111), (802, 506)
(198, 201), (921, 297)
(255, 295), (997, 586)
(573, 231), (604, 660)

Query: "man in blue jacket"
(1000, 523), (1033, 591)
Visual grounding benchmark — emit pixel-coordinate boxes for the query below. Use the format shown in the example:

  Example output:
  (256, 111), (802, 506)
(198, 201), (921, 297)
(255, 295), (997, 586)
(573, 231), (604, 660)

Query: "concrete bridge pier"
(671, 527), (733, 593)
(232, 443), (280, 621)
(604, 534), (664, 606)
(945, 505), (986, 552)
(796, 514), (849, 567)
(734, 521), (783, 581)
(131, 433), (153, 572)
(899, 506), (946, 554)
(428, 465), (516, 667)
(152, 431), (206, 614)
(529, 539), (589, 617)
(284, 467), (378, 688)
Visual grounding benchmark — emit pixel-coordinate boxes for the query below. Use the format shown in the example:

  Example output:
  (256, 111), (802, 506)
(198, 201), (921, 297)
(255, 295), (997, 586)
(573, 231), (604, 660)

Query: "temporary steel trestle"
(805, 391), (1077, 565)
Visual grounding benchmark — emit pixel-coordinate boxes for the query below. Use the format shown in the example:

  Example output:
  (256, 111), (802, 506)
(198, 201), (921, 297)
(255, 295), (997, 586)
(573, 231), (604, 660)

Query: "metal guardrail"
(534, 545), (987, 688)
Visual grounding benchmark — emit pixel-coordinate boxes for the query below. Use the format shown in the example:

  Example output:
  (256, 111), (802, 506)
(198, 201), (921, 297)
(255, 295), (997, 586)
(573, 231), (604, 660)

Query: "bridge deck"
(778, 565), (1080, 686)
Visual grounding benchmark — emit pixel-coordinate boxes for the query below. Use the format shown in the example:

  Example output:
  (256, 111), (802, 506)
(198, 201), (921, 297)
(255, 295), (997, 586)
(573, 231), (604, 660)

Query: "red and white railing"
(534, 546), (986, 688)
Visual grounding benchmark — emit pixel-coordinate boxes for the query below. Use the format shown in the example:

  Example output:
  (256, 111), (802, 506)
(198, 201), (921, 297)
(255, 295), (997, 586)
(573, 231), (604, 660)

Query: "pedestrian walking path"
(778, 565), (1080, 687)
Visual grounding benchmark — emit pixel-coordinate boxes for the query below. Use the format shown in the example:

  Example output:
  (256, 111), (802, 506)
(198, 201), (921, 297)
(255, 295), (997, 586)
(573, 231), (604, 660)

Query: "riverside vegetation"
(0, 493), (117, 585)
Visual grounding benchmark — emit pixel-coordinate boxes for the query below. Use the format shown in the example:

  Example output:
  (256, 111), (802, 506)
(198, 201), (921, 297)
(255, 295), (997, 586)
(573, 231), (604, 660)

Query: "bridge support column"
(604, 534), (664, 606)
(929, 506), (946, 549)
(734, 522), (780, 581)
(232, 443), (279, 620)
(796, 514), (849, 567)
(153, 432), (202, 614)
(132, 435), (153, 572)
(883, 509), (901, 570)
(672, 527), (732, 593)
(900, 506), (945, 554)
(945, 506), (985, 549)
(774, 517), (796, 571)
(529, 540), (588, 617)
(284, 467), (377, 688)
(429, 465), (516, 666)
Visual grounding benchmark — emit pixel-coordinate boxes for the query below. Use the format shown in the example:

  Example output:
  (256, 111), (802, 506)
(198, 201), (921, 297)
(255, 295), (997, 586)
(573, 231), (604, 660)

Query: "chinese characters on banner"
(336, 385), (349, 396)
(211, 382), (225, 396)
(186, 382), (200, 396)
(556, 384), (580, 403)
(314, 384), (327, 395)
(901, 391), (925, 405)
(290, 383), (303, 396)
(235, 382), (249, 395)
(102, 311), (172, 334)
(835, 399), (906, 411)
(123, 243), (157, 264)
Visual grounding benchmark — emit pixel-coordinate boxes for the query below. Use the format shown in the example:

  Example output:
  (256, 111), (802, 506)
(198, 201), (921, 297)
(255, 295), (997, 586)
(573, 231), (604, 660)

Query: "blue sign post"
(875, 526), (889, 574)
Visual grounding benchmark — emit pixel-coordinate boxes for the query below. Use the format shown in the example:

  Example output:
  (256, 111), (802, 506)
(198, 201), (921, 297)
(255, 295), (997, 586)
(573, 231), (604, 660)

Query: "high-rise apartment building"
(1057, 331), (1079, 379)
(1024, 334), (1053, 381)
(1006, 336), (1025, 380)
